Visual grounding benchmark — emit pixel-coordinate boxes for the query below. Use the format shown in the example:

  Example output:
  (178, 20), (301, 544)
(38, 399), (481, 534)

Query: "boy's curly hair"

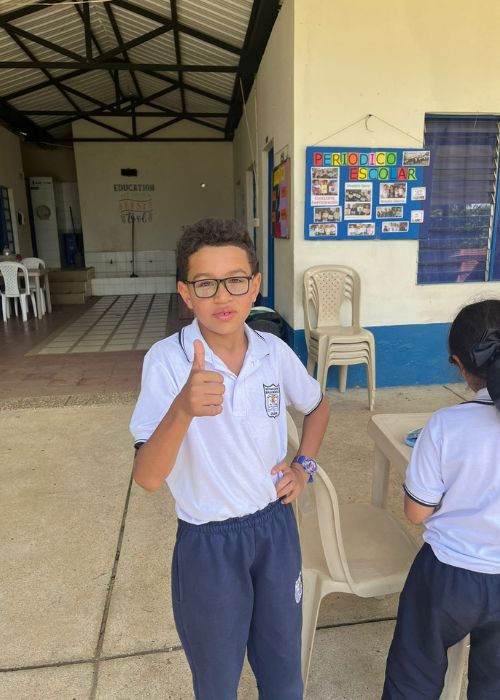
(176, 218), (257, 282)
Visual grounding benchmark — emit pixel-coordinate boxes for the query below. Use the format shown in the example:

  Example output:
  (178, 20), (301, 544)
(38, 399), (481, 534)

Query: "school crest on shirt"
(263, 383), (280, 418)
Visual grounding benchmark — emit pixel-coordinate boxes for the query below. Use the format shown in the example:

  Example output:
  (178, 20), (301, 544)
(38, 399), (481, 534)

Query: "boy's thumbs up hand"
(177, 339), (224, 418)
(192, 339), (205, 371)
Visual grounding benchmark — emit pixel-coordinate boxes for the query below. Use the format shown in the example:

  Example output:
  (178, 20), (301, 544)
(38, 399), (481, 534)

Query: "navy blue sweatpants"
(383, 543), (500, 700)
(171, 500), (303, 700)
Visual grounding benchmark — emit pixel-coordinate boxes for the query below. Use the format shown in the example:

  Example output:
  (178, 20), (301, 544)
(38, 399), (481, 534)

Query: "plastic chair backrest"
(0, 261), (29, 296)
(303, 265), (361, 336)
(22, 257), (45, 270)
(314, 465), (355, 586)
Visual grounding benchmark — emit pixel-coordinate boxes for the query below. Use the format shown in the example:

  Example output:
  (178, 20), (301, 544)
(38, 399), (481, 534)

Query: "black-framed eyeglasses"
(185, 275), (254, 298)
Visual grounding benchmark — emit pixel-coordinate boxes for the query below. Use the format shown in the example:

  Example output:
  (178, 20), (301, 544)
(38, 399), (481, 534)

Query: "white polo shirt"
(405, 388), (500, 573)
(130, 319), (322, 524)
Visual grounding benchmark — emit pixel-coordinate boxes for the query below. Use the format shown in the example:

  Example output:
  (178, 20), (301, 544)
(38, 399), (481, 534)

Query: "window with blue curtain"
(418, 117), (499, 284)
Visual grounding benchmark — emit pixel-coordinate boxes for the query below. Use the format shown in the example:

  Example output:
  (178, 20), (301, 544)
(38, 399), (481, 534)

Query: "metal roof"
(0, 0), (281, 143)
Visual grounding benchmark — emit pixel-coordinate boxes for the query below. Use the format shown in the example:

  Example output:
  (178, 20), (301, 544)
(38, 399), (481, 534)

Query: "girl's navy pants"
(172, 500), (304, 700)
(383, 543), (500, 699)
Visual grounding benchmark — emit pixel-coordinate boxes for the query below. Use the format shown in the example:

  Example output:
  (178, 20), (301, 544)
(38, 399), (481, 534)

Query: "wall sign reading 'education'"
(114, 183), (155, 224)
(304, 147), (432, 240)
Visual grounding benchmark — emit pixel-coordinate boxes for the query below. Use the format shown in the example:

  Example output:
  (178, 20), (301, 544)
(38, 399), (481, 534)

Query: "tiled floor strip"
(36, 294), (170, 355)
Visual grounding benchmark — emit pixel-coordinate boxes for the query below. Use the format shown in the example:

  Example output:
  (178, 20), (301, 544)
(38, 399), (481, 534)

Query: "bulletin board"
(304, 147), (432, 240)
(272, 157), (290, 239)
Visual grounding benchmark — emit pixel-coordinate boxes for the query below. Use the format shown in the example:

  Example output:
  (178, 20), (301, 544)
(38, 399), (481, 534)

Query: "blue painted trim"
(267, 147), (275, 308)
(488, 151), (500, 280)
(281, 319), (460, 387)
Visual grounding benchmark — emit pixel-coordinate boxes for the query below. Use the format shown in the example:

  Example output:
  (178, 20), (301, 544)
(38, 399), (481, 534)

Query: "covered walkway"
(0, 315), (469, 698)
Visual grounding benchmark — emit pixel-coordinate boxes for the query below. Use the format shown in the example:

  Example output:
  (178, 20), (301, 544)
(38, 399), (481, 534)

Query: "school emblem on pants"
(295, 572), (303, 604)
(263, 383), (280, 418)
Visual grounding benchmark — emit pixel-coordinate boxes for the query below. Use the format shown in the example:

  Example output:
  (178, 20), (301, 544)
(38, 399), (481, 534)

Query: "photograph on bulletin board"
(272, 157), (290, 239)
(304, 147), (432, 240)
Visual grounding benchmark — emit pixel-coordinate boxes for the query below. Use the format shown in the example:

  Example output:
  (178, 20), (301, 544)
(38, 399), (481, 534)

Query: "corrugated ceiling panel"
(184, 71), (234, 99)
(128, 35), (177, 66)
(179, 34), (239, 66)
(0, 27), (28, 60)
(0, 67), (44, 96)
(185, 92), (232, 113)
(10, 85), (76, 112)
(88, 5), (120, 55)
(193, 116), (226, 128)
(0, 1), (33, 11)
(136, 72), (178, 97)
(148, 89), (183, 112)
(13, 5), (87, 58)
(112, 5), (162, 42)
(177, 0), (252, 48)
(127, 0), (171, 21)
(64, 72), (116, 99)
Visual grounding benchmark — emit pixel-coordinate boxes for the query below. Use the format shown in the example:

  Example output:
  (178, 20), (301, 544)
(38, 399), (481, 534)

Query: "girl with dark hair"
(382, 299), (500, 700)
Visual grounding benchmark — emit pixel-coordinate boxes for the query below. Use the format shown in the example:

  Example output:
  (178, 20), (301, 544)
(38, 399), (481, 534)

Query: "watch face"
(303, 458), (317, 474)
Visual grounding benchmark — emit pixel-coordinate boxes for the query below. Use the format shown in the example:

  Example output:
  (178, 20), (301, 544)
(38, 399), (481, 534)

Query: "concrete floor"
(0, 378), (472, 699)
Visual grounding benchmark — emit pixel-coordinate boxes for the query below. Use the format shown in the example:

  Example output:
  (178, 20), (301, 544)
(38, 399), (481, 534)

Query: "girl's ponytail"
(471, 329), (500, 410)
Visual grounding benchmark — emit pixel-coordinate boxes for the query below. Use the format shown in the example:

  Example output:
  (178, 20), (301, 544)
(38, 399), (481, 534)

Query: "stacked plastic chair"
(303, 265), (375, 409)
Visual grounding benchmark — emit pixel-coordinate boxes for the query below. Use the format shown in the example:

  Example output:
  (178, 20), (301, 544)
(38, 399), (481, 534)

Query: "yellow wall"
(292, 0), (500, 327)
(235, 0), (500, 328)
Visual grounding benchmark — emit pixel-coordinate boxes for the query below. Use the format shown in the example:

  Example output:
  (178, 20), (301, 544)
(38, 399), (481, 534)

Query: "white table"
(368, 413), (467, 700)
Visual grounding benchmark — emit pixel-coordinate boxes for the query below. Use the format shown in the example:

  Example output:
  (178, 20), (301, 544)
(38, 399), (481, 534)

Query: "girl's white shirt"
(405, 387), (500, 573)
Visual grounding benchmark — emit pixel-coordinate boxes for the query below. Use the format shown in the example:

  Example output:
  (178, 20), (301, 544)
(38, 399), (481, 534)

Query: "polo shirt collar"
(180, 318), (271, 367)
(475, 387), (492, 401)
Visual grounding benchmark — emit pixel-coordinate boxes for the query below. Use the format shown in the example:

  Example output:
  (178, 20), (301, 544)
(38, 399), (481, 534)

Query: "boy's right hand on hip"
(178, 339), (224, 417)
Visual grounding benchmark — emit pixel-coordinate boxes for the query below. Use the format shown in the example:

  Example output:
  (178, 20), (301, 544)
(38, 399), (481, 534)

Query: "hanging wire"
(312, 113), (424, 147)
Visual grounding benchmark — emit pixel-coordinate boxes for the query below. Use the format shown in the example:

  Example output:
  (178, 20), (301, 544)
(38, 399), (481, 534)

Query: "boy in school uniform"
(130, 218), (330, 700)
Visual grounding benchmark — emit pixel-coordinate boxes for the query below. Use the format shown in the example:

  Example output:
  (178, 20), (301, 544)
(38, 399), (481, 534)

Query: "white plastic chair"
(22, 257), (47, 315)
(0, 261), (37, 322)
(303, 265), (376, 409)
(285, 412), (419, 690)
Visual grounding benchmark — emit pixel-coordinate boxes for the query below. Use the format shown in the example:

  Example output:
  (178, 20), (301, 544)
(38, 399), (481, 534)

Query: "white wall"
(73, 120), (234, 255)
(233, 0), (295, 323)
(0, 124), (31, 255)
(292, 0), (500, 328)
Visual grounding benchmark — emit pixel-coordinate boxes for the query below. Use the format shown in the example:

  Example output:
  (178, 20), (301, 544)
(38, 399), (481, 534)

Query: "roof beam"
(111, 0), (241, 56)
(1, 62), (238, 72)
(93, 23), (173, 63)
(225, 0), (281, 139)
(24, 110), (228, 117)
(65, 137), (228, 143)
(104, 2), (143, 100)
(138, 116), (182, 139)
(81, 0), (92, 61)
(0, 95), (54, 143)
(170, 0), (186, 114)
(72, 1), (125, 105)
(0, 20), (85, 61)
(6, 29), (88, 125)
(0, 0), (70, 23)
